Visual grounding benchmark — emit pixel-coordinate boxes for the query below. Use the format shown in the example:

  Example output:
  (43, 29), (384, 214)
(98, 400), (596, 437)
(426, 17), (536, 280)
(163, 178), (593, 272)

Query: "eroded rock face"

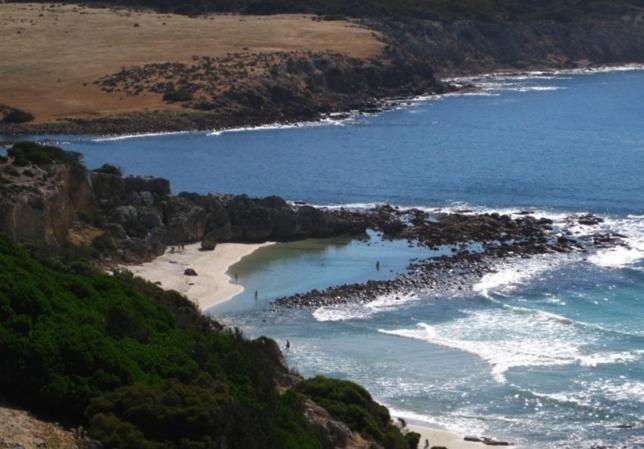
(300, 398), (376, 449)
(0, 147), (367, 263)
(0, 163), (92, 247)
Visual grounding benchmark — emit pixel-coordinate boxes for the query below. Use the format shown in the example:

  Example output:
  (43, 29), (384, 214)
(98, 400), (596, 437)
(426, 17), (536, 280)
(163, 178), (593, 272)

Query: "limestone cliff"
(0, 142), (366, 263)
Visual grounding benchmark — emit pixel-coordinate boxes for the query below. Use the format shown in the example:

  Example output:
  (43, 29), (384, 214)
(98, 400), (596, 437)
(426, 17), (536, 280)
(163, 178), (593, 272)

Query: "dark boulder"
(201, 231), (217, 251)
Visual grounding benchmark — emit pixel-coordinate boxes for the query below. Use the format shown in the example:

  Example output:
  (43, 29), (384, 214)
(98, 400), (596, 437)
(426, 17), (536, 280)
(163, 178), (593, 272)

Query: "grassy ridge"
(0, 234), (416, 449)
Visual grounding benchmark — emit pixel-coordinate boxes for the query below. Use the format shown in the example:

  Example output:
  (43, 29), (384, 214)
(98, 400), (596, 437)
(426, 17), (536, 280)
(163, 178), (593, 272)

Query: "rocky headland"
(0, 142), (368, 264)
(3, 2), (644, 135)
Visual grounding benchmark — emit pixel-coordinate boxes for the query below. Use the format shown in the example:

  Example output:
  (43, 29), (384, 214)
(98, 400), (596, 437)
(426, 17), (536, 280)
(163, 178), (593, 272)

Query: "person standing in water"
(376, 260), (380, 271)
(286, 340), (290, 349)
(254, 290), (258, 301)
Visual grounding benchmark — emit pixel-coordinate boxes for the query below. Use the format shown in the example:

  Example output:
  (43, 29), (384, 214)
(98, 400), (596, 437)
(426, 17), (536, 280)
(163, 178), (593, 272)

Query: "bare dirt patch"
(0, 405), (79, 449)
(0, 3), (382, 122)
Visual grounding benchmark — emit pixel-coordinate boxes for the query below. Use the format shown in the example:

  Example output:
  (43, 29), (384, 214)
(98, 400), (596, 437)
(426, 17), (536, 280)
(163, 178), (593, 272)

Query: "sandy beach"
(126, 242), (273, 311)
(406, 424), (492, 449)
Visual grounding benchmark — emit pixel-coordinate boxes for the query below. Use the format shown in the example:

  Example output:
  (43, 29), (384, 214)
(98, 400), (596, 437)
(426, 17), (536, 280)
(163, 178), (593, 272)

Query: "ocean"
(32, 67), (644, 448)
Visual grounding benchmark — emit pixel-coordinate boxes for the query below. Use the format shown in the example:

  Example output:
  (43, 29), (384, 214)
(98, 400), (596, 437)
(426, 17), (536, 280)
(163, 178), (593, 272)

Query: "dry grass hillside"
(0, 405), (79, 449)
(0, 3), (383, 122)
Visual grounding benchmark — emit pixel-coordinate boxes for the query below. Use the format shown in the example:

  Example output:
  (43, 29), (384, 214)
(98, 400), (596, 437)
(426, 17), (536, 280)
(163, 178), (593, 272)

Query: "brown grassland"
(0, 3), (383, 122)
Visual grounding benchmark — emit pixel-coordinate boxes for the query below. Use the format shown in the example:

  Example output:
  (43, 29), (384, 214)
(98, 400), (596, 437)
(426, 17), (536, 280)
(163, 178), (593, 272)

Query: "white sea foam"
(386, 406), (491, 437)
(578, 350), (644, 368)
(534, 378), (644, 409)
(92, 131), (191, 141)
(446, 64), (644, 85)
(379, 307), (642, 383)
(473, 254), (575, 298)
(208, 116), (352, 136)
(313, 291), (419, 322)
(586, 214), (644, 269)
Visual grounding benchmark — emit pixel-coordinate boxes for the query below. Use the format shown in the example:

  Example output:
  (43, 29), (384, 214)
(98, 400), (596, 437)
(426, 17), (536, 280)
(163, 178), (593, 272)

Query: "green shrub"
(94, 164), (122, 176)
(0, 234), (330, 449)
(163, 88), (193, 102)
(3, 108), (34, 124)
(8, 141), (82, 166)
(296, 376), (417, 449)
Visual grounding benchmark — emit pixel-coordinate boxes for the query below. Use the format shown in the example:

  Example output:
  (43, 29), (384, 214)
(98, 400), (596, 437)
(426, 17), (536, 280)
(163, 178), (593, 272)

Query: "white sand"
(406, 425), (489, 449)
(126, 242), (273, 311)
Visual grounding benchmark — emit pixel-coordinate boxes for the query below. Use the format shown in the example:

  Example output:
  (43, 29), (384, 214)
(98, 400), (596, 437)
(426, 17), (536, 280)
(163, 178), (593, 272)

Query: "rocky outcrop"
(0, 404), (82, 449)
(0, 143), (366, 262)
(376, 15), (644, 77)
(301, 398), (375, 449)
(0, 162), (92, 247)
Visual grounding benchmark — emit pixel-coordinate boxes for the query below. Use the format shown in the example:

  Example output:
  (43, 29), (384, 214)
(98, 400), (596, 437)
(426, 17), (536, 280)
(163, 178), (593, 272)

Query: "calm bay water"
(32, 69), (644, 447)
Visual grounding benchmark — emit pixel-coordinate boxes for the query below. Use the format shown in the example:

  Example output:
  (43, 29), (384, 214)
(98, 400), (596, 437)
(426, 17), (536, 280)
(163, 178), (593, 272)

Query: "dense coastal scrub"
(0, 234), (417, 448)
(296, 377), (420, 449)
(0, 105), (34, 124)
(20, 0), (642, 21)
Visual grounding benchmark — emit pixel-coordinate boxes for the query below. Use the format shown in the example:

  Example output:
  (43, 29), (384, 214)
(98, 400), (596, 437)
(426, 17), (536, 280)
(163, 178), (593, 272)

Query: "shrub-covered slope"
(18, 0), (643, 21)
(0, 234), (416, 449)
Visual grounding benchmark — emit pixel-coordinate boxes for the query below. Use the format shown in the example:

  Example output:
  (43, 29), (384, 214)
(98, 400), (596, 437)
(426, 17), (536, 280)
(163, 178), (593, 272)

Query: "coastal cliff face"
(0, 157), (92, 247)
(0, 142), (366, 262)
(378, 15), (644, 76)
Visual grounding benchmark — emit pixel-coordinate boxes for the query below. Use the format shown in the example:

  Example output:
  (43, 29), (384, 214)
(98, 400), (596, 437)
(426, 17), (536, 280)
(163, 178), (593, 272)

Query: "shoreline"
(2, 63), (643, 138)
(125, 241), (273, 311)
(405, 424), (514, 449)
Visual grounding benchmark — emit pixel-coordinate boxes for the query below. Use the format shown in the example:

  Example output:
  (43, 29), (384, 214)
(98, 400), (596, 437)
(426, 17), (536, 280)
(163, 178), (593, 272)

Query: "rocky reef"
(274, 205), (625, 309)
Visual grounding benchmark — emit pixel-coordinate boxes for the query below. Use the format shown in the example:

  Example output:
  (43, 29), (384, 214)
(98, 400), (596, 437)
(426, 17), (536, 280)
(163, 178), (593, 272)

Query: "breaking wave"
(379, 308), (643, 384)
(313, 291), (419, 322)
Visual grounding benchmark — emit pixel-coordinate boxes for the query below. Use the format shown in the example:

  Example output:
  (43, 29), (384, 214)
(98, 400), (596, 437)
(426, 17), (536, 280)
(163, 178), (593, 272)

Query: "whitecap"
(473, 254), (576, 299)
(92, 130), (191, 141)
(533, 378), (644, 408)
(313, 291), (419, 322)
(379, 308), (641, 384)
(208, 116), (353, 136)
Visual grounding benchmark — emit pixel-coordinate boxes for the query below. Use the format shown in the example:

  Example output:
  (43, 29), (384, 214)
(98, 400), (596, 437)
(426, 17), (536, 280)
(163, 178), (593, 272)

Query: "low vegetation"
(0, 234), (416, 449)
(1, 105), (34, 124)
(296, 376), (418, 449)
(23, 0), (642, 21)
(93, 163), (122, 176)
(8, 141), (82, 166)
(163, 88), (194, 103)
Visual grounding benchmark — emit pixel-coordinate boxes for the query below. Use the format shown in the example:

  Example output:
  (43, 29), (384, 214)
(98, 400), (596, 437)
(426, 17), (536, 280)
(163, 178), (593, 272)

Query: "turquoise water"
(23, 68), (644, 447)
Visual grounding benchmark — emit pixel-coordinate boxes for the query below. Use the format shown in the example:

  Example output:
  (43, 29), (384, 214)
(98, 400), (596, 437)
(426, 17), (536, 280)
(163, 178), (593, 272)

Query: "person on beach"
(423, 439), (429, 449)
